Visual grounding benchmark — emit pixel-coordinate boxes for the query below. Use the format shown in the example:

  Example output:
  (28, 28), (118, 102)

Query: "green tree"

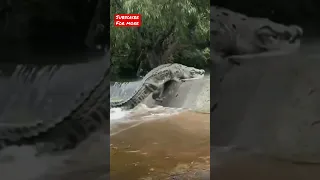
(111, 0), (210, 79)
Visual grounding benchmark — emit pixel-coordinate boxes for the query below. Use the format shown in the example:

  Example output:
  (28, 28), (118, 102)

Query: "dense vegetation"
(111, 0), (210, 80)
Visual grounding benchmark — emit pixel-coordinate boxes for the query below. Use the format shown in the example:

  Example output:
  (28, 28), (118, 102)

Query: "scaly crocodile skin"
(211, 6), (302, 60)
(111, 63), (205, 110)
(0, 58), (109, 152)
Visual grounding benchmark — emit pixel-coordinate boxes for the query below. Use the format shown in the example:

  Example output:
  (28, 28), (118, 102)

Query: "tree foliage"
(111, 0), (210, 79)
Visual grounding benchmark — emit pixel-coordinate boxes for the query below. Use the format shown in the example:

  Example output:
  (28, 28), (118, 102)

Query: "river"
(110, 105), (210, 180)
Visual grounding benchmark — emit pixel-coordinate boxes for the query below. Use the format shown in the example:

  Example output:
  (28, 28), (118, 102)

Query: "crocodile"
(111, 63), (205, 110)
(0, 0), (110, 153)
(210, 6), (303, 112)
(211, 6), (303, 62)
(0, 58), (110, 152)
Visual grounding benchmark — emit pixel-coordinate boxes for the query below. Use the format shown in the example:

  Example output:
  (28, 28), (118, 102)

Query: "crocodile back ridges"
(211, 5), (302, 56)
(25, 67), (110, 152)
(0, 65), (110, 151)
(32, 78), (110, 152)
(140, 64), (174, 82)
(28, 67), (110, 151)
(66, 66), (109, 120)
(110, 63), (174, 107)
(0, 58), (109, 142)
(4, 67), (108, 141)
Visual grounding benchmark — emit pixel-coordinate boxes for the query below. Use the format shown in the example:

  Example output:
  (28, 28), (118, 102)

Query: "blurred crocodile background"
(0, 0), (109, 63)
(210, 5), (303, 112)
(0, 0), (110, 153)
(211, 0), (320, 167)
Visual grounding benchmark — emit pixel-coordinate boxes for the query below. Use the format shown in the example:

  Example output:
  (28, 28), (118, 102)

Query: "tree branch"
(153, 24), (175, 49)
(161, 42), (189, 63)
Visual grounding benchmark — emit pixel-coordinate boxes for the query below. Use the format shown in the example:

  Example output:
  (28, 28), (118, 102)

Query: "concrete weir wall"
(213, 46), (320, 162)
(143, 75), (210, 113)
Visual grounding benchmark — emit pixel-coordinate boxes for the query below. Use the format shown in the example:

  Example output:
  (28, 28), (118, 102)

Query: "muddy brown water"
(110, 110), (210, 180)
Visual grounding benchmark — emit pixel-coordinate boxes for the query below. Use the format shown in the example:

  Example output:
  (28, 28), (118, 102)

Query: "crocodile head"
(240, 18), (303, 54)
(211, 6), (303, 58)
(174, 64), (205, 80)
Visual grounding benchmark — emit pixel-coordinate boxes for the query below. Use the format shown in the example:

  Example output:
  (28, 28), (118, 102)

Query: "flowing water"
(0, 69), (210, 180)
(110, 105), (210, 180)
(110, 81), (210, 179)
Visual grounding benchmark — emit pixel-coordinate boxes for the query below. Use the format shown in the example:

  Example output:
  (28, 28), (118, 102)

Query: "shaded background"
(212, 0), (320, 36)
(211, 0), (320, 160)
(0, 0), (109, 64)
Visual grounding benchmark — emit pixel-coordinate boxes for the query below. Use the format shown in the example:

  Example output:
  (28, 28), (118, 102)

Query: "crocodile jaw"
(228, 46), (300, 61)
(182, 68), (205, 80)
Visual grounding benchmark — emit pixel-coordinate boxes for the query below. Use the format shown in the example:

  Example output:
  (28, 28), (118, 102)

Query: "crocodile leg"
(172, 77), (185, 83)
(144, 83), (158, 91)
(152, 84), (165, 102)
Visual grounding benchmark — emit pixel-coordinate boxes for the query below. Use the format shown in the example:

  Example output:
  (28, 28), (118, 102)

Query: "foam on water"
(110, 107), (128, 121)
(110, 104), (186, 136)
(111, 104), (184, 123)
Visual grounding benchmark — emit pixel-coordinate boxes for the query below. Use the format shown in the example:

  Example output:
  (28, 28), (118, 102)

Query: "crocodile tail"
(113, 84), (155, 110)
(110, 99), (124, 107)
(38, 67), (109, 151)
(19, 67), (111, 153)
